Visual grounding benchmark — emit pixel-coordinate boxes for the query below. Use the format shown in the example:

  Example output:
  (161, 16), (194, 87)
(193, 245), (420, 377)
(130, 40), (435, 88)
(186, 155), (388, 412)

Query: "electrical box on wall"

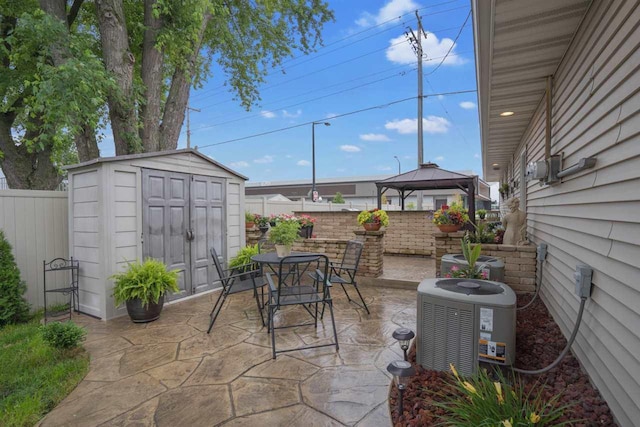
(525, 154), (563, 185)
(574, 264), (593, 298)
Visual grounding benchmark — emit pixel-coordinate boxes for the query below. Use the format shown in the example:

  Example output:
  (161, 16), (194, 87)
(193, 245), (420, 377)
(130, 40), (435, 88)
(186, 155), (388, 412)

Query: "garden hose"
(513, 296), (587, 375)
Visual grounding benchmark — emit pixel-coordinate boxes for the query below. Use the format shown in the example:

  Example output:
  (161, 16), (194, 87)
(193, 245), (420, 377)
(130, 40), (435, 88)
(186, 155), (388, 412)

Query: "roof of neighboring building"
(63, 149), (248, 180)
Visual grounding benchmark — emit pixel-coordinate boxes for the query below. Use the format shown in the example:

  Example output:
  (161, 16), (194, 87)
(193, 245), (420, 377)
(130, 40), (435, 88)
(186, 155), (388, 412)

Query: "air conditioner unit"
(441, 254), (505, 282)
(417, 278), (516, 376)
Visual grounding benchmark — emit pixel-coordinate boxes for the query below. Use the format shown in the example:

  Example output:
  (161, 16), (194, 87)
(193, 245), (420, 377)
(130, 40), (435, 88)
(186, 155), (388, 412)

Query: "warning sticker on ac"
(479, 339), (506, 363)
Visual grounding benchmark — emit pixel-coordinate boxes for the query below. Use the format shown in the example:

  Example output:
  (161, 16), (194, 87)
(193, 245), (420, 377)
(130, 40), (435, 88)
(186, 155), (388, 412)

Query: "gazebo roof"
(375, 163), (475, 191)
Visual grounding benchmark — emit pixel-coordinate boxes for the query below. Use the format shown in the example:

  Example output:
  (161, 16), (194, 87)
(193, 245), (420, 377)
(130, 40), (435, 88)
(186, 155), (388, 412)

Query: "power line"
(424, 78), (470, 147)
(424, 9), (471, 77)
(195, 89), (477, 149)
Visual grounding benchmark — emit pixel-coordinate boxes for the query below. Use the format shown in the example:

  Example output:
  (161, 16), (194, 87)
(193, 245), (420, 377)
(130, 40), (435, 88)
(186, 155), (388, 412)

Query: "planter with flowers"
(245, 212), (256, 229)
(254, 214), (270, 236)
(444, 238), (488, 279)
(268, 221), (301, 257)
(357, 208), (389, 231)
(298, 214), (316, 238)
(432, 202), (469, 233)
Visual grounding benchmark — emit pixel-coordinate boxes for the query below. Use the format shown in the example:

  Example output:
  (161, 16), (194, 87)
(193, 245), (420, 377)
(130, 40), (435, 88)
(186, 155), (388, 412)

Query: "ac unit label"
(479, 339), (506, 363)
(479, 307), (493, 332)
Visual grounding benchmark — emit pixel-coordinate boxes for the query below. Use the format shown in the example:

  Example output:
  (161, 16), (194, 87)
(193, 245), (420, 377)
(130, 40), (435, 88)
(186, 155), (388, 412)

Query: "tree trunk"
(159, 13), (211, 151)
(40, 0), (100, 162)
(95, 0), (140, 155)
(0, 114), (62, 190)
(139, 0), (164, 152)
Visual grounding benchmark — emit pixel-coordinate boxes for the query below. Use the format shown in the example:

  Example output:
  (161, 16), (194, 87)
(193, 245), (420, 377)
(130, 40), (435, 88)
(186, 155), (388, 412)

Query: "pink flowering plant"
(298, 214), (316, 227)
(445, 237), (488, 280)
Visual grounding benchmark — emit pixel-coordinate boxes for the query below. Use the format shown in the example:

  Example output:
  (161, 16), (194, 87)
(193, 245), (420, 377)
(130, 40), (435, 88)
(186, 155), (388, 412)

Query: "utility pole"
(406, 11), (428, 209)
(186, 105), (201, 149)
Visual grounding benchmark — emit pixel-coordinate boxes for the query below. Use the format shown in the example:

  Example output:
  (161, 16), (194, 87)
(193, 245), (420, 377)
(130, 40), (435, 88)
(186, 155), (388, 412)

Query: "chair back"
(274, 254), (329, 305)
(210, 246), (227, 285)
(340, 240), (364, 271)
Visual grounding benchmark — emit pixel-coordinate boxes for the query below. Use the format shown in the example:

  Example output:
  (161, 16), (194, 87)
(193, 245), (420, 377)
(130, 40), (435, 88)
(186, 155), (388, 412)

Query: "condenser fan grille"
(436, 278), (504, 295)
(452, 255), (497, 263)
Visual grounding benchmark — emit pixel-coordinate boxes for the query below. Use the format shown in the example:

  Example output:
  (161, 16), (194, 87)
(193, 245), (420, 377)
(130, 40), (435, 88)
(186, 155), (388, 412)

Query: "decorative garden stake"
(392, 327), (415, 361)
(387, 360), (415, 417)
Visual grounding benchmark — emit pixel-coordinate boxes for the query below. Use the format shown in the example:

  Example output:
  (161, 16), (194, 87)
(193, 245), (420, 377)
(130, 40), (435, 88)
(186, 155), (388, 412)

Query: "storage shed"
(65, 149), (247, 320)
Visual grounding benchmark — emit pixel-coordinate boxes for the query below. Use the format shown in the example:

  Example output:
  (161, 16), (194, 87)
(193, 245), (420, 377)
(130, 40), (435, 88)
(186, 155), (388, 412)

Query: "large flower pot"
(363, 223), (382, 231)
(275, 244), (292, 257)
(299, 225), (313, 238)
(125, 296), (165, 323)
(245, 221), (255, 229)
(437, 224), (461, 233)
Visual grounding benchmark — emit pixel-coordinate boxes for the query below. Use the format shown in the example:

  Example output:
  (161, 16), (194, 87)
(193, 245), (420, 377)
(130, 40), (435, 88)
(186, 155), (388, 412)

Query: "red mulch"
(389, 294), (616, 426)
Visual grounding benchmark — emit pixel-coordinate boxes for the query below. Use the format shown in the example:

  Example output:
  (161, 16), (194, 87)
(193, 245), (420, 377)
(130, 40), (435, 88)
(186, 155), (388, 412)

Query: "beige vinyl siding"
(227, 181), (242, 258)
(0, 190), (69, 309)
(129, 152), (241, 180)
(504, 1), (640, 425)
(70, 170), (103, 317)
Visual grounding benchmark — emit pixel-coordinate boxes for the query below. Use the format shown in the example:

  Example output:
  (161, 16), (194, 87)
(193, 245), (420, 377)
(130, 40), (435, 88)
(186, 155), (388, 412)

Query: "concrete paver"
(43, 286), (417, 426)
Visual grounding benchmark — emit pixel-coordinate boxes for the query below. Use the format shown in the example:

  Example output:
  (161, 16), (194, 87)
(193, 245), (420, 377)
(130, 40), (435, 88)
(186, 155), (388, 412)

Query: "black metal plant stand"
(43, 257), (80, 324)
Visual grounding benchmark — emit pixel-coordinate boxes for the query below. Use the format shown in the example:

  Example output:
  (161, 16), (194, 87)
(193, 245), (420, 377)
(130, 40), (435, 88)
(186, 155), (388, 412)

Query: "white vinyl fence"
(0, 190), (70, 310)
(245, 197), (401, 216)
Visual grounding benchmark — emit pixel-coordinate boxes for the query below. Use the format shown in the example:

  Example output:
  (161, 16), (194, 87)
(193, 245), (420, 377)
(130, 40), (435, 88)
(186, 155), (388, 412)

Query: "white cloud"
(359, 133), (391, 142)
(437, 95), (445, 100)
(385, 116), (451, 134)
(326, 112), (338, 119)
(460, 101), (476, 109)
(297, 160), (311, 166)
(356, 0), (420, 27)
(474, 153), (480, 159)
(377, 166), (393, 171)
(260, 110), (276, 119)
(340, 145), (361, 153)
(386, 32), (465, 66)
(254, 155), (274, 164)
(230, 161), (249, 168)
(434, 156), (445, 161)
(282, 109), (302, 118)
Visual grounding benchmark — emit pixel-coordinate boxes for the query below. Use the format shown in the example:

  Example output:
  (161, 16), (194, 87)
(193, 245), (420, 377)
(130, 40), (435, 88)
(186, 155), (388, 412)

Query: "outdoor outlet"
(574, 264), (593, 298)
(537, 243), (548, 261)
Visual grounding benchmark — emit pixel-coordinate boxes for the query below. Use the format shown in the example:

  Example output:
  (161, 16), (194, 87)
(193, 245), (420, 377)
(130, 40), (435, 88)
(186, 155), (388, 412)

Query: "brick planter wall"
(434, 231), (537, 293)
(293, 211), (435, 256)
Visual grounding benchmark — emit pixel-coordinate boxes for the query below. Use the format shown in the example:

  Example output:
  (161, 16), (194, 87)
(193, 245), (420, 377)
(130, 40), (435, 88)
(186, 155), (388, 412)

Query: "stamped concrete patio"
(42, 286), (416, 427)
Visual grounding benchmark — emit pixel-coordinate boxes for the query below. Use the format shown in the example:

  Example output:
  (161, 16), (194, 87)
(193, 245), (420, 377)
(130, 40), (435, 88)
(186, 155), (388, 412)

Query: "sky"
(103, 0), (484, 187)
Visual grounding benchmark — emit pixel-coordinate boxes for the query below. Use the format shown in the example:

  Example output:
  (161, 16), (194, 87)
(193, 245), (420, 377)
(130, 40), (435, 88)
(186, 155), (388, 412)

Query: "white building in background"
(246, 171), (492, 210)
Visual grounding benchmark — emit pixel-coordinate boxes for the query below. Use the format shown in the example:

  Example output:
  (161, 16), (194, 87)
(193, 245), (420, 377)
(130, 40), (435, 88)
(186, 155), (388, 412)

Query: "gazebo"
(375, 163), (477, 224)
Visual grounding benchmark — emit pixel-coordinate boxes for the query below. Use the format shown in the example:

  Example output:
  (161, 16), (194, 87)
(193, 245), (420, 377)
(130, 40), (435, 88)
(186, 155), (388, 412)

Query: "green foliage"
(40, 321), (86, 349)
(111, 259), (180, 307)
(477, 209), (487, 219)
(446, 237), (486, 279)
(465, 222), (496, 244)
(406, 202), (416, 210)
(245, 211), (256, 222)
(357, 209), (389, 226)
(0, 230), (30, 327)
(229, 244), (259, 272)
(268, 221), (300, 246)
(332, 192), (345, 203)
(0, 320), (89, 426)
(439, 365), (574, 426)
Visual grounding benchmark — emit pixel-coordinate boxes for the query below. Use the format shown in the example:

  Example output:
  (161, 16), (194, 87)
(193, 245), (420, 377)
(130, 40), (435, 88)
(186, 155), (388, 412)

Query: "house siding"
(506, 1), (640, 425)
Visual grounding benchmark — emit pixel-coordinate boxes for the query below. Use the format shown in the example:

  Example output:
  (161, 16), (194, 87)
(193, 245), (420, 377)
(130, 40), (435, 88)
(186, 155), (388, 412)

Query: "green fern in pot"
(111, 258), (180, 323)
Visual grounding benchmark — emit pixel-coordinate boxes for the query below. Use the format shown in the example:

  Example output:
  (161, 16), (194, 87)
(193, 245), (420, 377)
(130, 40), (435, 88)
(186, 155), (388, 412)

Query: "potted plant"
(298, 214), (316, 238)
(111, 258), (180, 323)
(477, 209), (487, 220)
(499, 183), (510, 198)
(255, 214), (270, 235)
(357, 208), (389, 231)
(229, 244), (259, 279)
(432, 202), (469, 232)
(268, 221), (301, 257)
(245, 211), (256, 229)
(443, 238), (488, 279)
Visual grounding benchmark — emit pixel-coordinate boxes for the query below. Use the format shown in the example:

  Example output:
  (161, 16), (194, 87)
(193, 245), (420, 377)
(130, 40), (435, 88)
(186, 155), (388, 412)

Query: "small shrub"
(111, 258), (180, 307)
(229, 244), (259, 272)
(465, 222), (495, 244)
(268, 221), (301, 246)
(41, 321), (86, 349)
(332, 192), (345, 203)
(0, 230), (30, 327)
(439, 364), (575, 426)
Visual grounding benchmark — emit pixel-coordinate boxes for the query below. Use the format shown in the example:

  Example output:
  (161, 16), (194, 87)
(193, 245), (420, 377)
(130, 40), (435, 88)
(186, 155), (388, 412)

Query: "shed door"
(190, 175), (226, 294)
(142, 169), (191, 300)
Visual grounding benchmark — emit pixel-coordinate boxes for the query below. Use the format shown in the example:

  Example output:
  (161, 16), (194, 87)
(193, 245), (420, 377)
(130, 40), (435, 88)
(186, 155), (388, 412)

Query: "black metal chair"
(266, 254), (339, 359)
(207, 247), (266, 334)
(329, 240), (369, 314)
(43, 257), (80, 324)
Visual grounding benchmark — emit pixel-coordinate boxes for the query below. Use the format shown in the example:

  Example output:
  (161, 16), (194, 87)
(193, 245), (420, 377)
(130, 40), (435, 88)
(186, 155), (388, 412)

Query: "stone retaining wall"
(435, 231), (537, 293)
(294, 211), (436, 256)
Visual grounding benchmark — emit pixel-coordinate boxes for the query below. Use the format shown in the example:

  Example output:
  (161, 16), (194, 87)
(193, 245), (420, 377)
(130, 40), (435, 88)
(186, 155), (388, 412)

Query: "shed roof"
(64, 149), (248, 180)
(376, 163), (475, 191)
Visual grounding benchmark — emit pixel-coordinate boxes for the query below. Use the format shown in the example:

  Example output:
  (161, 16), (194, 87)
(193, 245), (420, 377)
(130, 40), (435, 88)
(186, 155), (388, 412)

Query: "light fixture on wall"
(492, 163), (500, 171)
(500, 111), (515, 117)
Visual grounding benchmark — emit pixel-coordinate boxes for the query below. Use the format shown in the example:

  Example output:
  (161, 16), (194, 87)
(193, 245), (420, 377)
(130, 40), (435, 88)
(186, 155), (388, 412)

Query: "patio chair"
(266, 254), (339, 359)
(329, 240), (370, 314)
(207, 247), (266, 334)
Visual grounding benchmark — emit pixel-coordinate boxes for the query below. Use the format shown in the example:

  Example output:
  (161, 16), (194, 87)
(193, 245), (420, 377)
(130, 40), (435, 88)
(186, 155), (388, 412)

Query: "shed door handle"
(186, 229), (194, 241)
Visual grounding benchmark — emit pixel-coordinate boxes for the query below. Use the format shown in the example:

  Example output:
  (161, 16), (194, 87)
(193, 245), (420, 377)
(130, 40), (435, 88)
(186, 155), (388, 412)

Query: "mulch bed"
(389, 294), (616, 426)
